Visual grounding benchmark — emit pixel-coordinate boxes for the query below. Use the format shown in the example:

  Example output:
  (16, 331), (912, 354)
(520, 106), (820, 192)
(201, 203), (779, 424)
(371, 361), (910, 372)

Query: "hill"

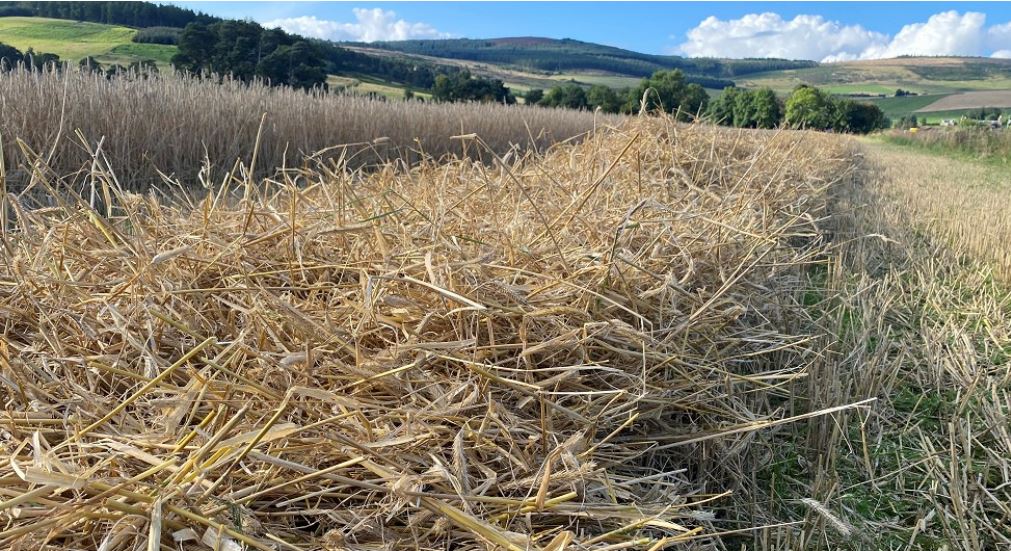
(742, 56), (1011, 120)
(0, 16), (174, 65)
(352, 36), (815, 88)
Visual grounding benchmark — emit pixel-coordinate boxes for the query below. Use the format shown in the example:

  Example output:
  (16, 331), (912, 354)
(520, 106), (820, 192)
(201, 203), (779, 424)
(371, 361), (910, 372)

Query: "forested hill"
(351, 37), (818, 78)
(0, 1), (220, 27)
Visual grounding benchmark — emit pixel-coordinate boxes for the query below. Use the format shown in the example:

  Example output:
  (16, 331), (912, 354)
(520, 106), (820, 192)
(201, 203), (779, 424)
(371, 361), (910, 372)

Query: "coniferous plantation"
(0, 2), (1008, 551)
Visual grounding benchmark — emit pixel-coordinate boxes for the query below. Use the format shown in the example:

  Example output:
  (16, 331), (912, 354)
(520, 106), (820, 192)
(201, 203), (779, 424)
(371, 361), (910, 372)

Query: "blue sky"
(171, 2), (1011, 60)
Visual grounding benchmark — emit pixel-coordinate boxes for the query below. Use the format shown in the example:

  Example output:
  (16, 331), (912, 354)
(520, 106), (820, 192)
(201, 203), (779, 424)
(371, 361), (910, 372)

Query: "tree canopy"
(784, 86), (837, 130)
(631, 70), (708, 120)
(431, 70), (515, 104)
(172, 20), (327, 90)
(7, 1), (218, 28)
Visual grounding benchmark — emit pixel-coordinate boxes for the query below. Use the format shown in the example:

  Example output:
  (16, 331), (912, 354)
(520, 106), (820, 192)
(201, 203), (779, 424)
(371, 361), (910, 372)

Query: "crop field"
(0, 62), (1009, 551)
(915, 89), (1011, 111)
(0, 72), (860, 549)
(864, 93), (949, 119)
(0, 16), (175, 65)
(0, 69), (609, 186)
(743, 57), (1011, 98)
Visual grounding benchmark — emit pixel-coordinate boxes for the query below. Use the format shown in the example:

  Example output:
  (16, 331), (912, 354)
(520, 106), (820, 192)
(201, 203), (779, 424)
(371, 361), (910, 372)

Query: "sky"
(171, 2), (1011, 61)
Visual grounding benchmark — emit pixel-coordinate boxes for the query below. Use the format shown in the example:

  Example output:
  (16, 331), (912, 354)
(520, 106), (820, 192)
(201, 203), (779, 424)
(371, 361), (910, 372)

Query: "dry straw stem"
(864, 140), (1011, 282)
(0, 67), (612, 187)
(0, 113), (856, 551)
(748, 140), (1011, 550)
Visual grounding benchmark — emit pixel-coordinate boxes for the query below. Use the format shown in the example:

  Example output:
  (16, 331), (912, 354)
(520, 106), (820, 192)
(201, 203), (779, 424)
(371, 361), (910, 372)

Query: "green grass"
(822, 83), (902, 95)
(0, 16), (177, 67)
(0, 17), (135, 59)
(100, 42), (176, 66)
(548, 73), (642, 89)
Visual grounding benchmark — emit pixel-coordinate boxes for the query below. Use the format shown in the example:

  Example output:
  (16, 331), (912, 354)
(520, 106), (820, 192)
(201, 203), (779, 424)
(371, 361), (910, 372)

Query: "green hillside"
(0, 16), (174, 64)
(352, 37), (815, 87)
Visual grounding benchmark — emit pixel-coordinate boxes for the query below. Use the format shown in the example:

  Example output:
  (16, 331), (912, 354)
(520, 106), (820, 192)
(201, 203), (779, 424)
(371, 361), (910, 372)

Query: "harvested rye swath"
(0, 116), (855, 550)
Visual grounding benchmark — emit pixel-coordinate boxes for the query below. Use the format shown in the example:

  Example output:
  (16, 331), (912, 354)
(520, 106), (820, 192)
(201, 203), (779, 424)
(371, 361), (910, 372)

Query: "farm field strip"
(915, 89), (1011, 111)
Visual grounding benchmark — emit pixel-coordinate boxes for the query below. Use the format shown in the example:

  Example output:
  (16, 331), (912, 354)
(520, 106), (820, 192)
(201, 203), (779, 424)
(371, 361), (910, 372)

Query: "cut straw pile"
(0, 116), (854, 550)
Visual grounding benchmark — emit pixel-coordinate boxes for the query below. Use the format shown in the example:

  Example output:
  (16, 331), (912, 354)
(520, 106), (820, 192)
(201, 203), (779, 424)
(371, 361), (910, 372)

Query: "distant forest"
(0, 1), (219, 28)
(355, 38), (818, 79)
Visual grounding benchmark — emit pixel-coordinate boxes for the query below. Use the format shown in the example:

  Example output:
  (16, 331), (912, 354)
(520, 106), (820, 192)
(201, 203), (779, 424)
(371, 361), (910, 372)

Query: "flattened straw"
(73, 337), (217, 440)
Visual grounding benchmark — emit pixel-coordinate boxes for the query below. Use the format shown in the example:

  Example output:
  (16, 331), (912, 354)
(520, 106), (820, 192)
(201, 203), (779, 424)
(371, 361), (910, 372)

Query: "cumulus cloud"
(679, 13), (886, 61)
(263, 9), (448, 42)
(679, 10), (1011, 61)
(859, 11), (987, 59)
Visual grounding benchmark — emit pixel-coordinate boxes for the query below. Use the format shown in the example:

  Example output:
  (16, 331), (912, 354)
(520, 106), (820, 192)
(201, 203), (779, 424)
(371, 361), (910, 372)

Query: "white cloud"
(679, 13), (886, 61)
(859, 11), (986, 59)
(263, 9), (449, 43)
(679, 10), (1011, 62)
(992, 49), (1011, 59)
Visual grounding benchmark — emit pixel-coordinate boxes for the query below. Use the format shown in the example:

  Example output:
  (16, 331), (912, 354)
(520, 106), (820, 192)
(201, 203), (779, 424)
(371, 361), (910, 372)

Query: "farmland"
(0, 16), (174, 65)
(1, 3), (1010, 549)
(6, 12), (1011, 119)
(0, 69), (609, 184)
(0, 61), (1008, 551)
(914, 89), (1011, 111)
(1, 68), (855, 550)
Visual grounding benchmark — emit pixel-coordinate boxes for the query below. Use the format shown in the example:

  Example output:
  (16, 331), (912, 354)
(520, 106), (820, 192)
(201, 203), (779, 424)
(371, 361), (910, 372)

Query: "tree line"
(171, 19), (474, 92)
(523, 71), (708, 118)
(709, 84), (887, 133)
(0, 1), (218, 28)
(521, 71), (887, 134)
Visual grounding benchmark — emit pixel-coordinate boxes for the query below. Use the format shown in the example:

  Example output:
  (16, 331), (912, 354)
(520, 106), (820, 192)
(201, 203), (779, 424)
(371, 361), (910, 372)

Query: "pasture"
(0, 16), (175, 65)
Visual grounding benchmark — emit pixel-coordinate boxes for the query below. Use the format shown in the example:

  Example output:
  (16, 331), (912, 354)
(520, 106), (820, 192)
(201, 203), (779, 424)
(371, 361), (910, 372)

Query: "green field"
(547, 73), (643, 89)
(821, 83), (905, 95)
(0, 16), (176, 66)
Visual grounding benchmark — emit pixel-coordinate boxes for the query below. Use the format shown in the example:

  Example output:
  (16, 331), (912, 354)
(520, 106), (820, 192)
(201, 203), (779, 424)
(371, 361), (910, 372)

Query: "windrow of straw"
(0, 115), (855, 550)
(0, 68), (612, 188)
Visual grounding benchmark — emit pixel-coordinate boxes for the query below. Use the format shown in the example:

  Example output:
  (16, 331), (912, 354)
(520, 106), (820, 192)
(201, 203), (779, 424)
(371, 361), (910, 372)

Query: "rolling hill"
(0, 16), (174, 65)
(6, 10), (1011, 118)
(741, 56), (1011, 120)
(352, 37), (816, 79)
